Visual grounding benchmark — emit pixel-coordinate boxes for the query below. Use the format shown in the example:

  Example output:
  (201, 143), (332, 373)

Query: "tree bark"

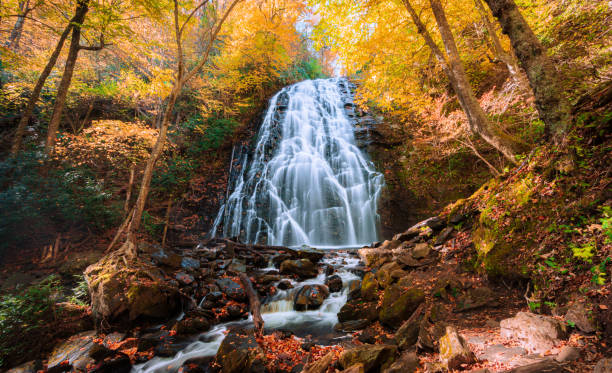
(483, 0), (571, 143)
(45, 0), (89, 155)
(403, 0), (519, 163)
(5, 0), (30, 51)
(11, 18), (75, 154)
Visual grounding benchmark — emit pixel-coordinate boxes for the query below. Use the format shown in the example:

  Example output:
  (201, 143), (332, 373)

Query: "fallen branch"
(239, 273), (264, 338)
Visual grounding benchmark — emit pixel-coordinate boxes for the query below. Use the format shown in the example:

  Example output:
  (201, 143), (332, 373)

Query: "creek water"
(134, 79), (381, 372)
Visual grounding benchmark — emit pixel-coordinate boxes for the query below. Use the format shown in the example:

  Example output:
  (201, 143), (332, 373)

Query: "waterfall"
(211, 78), (384, 248)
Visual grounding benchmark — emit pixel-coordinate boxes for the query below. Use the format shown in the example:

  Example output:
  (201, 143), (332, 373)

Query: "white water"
(211, 78), (384, 247)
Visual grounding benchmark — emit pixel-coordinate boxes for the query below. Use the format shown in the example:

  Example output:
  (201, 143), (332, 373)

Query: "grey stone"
(500, 312), (567, 354)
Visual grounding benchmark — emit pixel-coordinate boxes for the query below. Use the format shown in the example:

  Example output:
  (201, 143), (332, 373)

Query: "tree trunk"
(11, 19), (75, 154)
(5, 0), (30, 51)
(45, 0), (89, 156)
(403, 0), (519, 163)
(483, 0), (571, 143)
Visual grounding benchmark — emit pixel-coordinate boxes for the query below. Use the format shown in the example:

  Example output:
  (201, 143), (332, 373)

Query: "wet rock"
(360, 272), (379, 301)
(302, 351), (334, 373)
(500, 312), (567, 354)
(272, 253), (293, 266)
(176, 272), (195, 286)
(89, 353), (131, 373)
(215, 278), (247, 301)
(215, 329), (266, 373)
(137, 330), (171, 351)
(6, 360), (42, 373)
(434, 227), (454, 246)
(335, 319), (370, 331)
(47, 331), (96, 373)
(503, 359), (567, 372)
(438, 326), (477, 370)
(326, 274), (343, 293)
(565, 302), (595, 333)
(379, 284), (425, 328)
(279, 259), (318, 279)
(338, 300), (378, 323)
(296, 248), (325, 263)
(181, 257), (200, 270)
(172, 314), (210, 335)
(358, 329), (377, 344)
(257, 274), (281, 285)
(278, 280), (293, 290)
(227, 259), (247, 273)
(411, 243), (431, 259)
(595, 358), (612, 373)
(455, 287), (497, 312)
(151, 250), (182, 268)
(348, 279), (361, 300)
(339, 344), (397, 373)
(382, 351), (419, 373)
(294, 284), (330, 310)
(178, 357), (213, 373)
(227, 304), (245, 319)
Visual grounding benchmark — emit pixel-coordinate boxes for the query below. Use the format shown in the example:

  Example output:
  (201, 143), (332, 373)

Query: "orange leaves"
(256, 334), (344, 373)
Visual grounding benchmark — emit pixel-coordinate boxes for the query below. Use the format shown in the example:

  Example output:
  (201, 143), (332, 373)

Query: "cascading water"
(133, 79), (383, 373)
(211, 78), (384, 248)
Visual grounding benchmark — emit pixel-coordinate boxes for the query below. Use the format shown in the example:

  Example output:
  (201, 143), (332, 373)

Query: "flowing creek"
(134, 79), (382, 372)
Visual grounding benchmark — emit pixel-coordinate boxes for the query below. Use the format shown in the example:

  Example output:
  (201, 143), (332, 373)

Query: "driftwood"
(239, 272), (264, 338)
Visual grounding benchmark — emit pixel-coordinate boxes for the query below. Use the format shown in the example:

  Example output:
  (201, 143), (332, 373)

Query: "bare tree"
(402, 0), (520, 163)
(483, 0), (571, 144)
(118, 0), (243, 258)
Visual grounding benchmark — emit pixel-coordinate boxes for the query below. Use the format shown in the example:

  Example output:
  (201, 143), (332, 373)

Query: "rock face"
(85, 255), (179, 322)
(358, 248), (392, 268)
(360, 272), (379, 301)
(500, 312), (567, 353)
(279, 259), (318, 279)
(379, 284), (425, 328)
(395, 304), (425, 350)
(294, 284), (330, 310)
(215, 329), (265, 373)
(339, 344), (397, 373)
(438, 326), (477, 370)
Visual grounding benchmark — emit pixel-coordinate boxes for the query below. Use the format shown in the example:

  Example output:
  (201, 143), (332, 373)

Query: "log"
(239, 273), (264, 338)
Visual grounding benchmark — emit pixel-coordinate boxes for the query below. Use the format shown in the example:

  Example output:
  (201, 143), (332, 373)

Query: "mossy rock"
(339, 344), (397, 373)
(379, 285), (425, 329)
(84, 253), (180, 323)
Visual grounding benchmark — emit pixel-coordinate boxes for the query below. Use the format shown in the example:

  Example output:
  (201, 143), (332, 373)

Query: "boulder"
(256, 274), (281, 285)
(379, 240), (402, 251)
(215, 278), (247, 301)
(151, 250), (182, 268)
(339, 344), (397, 373)
(326, 274), (343, 293)
(6, 360), (42, 373)
(565, 302), (595, 333)
(500, 312), (567, 354)
(279, 259), (318, 279)
(455, 287), (497, 312)
(85, 255), (180, 322)
(382, 351), (419, 373)
(335, 319), (371, 332)
(172, 314), (211, 335)
(379, 284), (425, 328)
(294, 284), (330, 311)
(338, 300), (379, 323)
(595, 358), (612, 373)
(411, 243), (431, 259)
(376, 262), (401, 288)
(554, 346), (580, 362)
(175, 272), (195, 286)
(297, 248), (325, 263)
(502, 359), (567, 372)
(393, 217), (443, 242)
(227, 259), (246, 273)
(348, 279), (361, 300)
(278, 280), (293, 290)
(358, 248), (392, 268)
(361, 272), (379, 301)
(215, 329), (266, 373)
(438, 326), (477, 370)
(395, 304), (425, 350)
(47, 331), (96, 373)
(181, 257), (200, 270)
(341, 364), (365, 373)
